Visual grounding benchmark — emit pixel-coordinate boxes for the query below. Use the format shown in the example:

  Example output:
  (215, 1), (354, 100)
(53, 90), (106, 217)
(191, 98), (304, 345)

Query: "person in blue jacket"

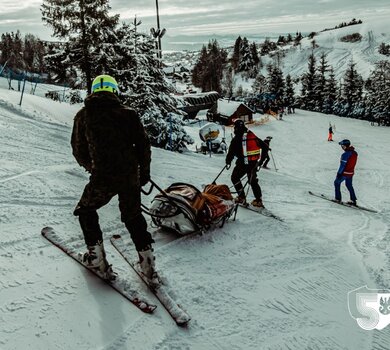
(334, 139), (358, 205)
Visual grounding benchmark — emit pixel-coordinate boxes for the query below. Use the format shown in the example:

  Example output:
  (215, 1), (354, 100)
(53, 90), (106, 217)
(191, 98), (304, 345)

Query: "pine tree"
(323, 68), (337, 114)
(238, 37), (252, 73)
(231, 36), (242, 71)
(285, 74), (295, 107)
(300, 53), (317, 110)
(342, 60), (363, 117)
(250, 42), (261, 78)
(41, 0), (119, 93)
(109, 20), (193, 150)
(365, 61), (390, 124)
(191, 45), (208, 89)
(44, 41), (74, 85)
(315, 53), (329, 111)
(23, 34), (45, 73)
(252, 73), (266, 94)
(378, 43), (390, 56)
(221, 66), (236, 98)
(294, 32), (303, 46)
(0, 31), (25, 71)
(260, 38), (277, 56)
(266, 63), (285, 100)
(191, 40), (226, 93)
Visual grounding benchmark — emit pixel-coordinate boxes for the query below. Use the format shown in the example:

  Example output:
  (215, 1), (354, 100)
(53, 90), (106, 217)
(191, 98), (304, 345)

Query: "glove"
(140, 173), (150, 186)
(336, 173), (342, 179)
(226, 163), (231, 170)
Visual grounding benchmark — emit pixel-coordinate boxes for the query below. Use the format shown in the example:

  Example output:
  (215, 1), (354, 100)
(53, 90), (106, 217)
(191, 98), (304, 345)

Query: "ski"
(308, 191), (378, 213)
(238, 203), (284, 222)
(41, 227), (157, 313)
(110, 234), (191, 327)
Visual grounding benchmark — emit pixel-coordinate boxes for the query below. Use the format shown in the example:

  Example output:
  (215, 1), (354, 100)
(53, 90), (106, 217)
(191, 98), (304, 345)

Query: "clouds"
(1, 0), (390, 40)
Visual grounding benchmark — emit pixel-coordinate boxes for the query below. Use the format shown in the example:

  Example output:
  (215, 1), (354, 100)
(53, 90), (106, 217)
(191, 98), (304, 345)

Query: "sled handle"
(211, 164), (227, 184)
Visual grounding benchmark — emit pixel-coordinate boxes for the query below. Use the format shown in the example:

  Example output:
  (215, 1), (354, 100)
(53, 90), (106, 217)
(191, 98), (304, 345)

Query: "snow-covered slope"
(279, 17), (390, 81)
(166, 17), (390, 95)
(1, 87), (390, 349)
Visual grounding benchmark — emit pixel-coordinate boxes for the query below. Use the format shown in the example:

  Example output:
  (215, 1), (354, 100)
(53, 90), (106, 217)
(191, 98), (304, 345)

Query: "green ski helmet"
(91, 75), (118, 94)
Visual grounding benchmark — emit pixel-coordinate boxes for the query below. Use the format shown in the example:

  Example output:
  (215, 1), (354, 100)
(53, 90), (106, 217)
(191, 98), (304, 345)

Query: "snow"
(216, 98), (244, 116)
(1, 77), (390, 349)
(165, 17), (390, 97)
(271, 18), (390, 82)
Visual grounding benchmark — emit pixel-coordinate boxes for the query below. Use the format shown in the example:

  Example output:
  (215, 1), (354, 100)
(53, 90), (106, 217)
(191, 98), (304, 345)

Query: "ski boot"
(251, 199), (265, 208)
(234, 196), (247, 205)
(138, 245), (161, 289)
(347, 200), (357, 206)
(81, 240), (116, 280)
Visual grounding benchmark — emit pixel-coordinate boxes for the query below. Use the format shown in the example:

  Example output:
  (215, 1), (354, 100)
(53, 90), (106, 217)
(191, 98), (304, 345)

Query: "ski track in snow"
(1, 92), (390, 349)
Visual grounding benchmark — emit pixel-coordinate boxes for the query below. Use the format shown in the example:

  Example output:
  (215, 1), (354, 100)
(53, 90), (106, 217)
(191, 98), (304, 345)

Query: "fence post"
(19, 73), (27, 106)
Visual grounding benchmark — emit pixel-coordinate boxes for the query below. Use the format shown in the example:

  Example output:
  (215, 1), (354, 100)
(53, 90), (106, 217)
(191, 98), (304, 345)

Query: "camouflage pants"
(74, 175), (153, 251)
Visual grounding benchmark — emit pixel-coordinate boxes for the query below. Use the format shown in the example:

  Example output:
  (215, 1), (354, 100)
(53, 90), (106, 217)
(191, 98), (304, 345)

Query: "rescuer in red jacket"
(225, 119), (269, 208)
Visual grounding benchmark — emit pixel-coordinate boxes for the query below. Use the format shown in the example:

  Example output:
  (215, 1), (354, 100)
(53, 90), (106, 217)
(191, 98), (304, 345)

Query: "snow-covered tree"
(221, 66), (236, 98)
(23, 34), (45, 73)
(191, 39), (226, 93)
(41, 0), (119, 93)
(322, 68), (337, 114)
(314, 53), (329, 111)
(0, 31), (25, 70)
(365, 61), (390, 124)
(300, 53), (317, 110)
(191, 45), (208, 89)
(231, 36), (242, 71)
(342, 60), (364, 117)
(108, 21), (193, 150)
(284, 74), (295, 106)
(266, 63), (285, 100)
(252, 73), (267, 94)
(238, 37), (252, 73)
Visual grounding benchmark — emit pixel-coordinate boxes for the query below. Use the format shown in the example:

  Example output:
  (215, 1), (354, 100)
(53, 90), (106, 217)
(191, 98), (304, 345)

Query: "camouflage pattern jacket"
(71, 92), (151, 181)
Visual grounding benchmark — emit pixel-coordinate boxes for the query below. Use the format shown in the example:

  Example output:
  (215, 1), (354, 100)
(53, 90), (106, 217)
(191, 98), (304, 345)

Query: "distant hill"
(164, 17), (390, 82)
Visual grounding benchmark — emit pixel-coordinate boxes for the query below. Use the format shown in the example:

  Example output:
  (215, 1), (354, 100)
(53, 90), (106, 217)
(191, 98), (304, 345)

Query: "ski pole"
(270, 151), (278, 172)
(211, 164), (227, 184)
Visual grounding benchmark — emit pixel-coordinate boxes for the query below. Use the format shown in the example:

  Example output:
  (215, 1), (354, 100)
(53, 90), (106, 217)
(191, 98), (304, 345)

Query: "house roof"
(216, 99), (253, 116)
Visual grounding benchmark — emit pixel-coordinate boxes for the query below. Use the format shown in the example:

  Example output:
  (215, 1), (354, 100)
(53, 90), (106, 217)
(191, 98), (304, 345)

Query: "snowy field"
(1, 87), (390, 350)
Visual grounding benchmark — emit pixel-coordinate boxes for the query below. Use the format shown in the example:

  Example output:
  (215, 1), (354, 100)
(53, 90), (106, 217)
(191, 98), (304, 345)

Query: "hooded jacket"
(71, 92), (151, 180)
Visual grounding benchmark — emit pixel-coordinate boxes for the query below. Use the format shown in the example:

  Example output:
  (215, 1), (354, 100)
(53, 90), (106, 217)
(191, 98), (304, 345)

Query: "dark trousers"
(231, 163), (262, 200)
(263, 155), (270, 167)
(334, 176), (357, 202)
(74, 175), (153, 251)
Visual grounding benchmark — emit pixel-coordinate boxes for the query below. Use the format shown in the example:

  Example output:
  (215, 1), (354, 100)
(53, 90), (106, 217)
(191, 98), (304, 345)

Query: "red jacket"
(338, 146), (358, 177)
(226, 129), (269, 166)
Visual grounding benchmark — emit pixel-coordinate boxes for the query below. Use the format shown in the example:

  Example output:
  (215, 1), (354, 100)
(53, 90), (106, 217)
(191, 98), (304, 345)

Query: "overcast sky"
(1, 0), (390, 40)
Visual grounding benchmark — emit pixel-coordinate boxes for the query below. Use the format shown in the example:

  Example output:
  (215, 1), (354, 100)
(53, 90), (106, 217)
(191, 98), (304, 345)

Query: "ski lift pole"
(270, 150), (278, 172)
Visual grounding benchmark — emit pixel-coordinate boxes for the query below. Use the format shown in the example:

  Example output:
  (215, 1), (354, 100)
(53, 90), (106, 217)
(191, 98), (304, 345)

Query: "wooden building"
(207, 99), (254, 125)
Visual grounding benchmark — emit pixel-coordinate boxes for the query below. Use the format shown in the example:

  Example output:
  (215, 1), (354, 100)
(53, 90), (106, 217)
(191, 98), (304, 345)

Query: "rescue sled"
(148, 182), (236, 235)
